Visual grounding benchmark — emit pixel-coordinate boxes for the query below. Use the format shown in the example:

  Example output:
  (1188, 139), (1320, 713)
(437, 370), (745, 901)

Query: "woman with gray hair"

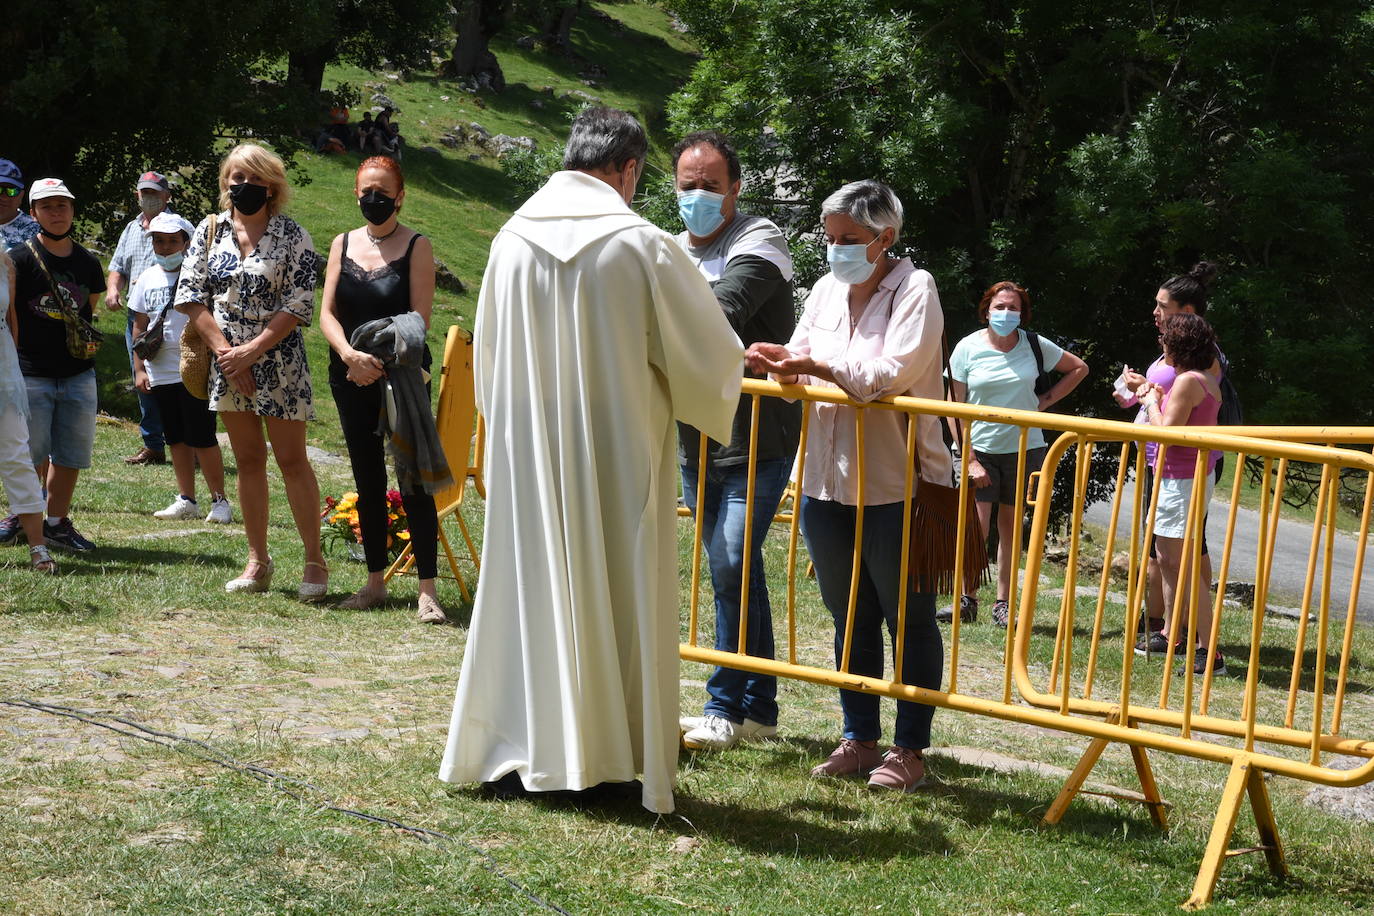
(747, 179), (948, 793)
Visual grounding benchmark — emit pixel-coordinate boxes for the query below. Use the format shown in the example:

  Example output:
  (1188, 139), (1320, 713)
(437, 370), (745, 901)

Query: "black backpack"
(1025, 330), (1055, 395)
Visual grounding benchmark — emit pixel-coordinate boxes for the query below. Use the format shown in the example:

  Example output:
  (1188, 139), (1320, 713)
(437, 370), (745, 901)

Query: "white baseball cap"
(29, 178), (75, 202)
(147, 212), (196, 237)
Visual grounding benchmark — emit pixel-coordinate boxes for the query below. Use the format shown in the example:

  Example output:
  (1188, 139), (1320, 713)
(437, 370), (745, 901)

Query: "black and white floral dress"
(174, 211), (320, 421)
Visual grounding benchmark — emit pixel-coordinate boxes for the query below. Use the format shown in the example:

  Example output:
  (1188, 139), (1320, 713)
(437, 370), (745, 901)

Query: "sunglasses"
(0, 187), (21, 198)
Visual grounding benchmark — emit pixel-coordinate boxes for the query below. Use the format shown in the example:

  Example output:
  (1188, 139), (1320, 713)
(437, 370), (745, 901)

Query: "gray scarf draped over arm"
(349, 313), (454, 494)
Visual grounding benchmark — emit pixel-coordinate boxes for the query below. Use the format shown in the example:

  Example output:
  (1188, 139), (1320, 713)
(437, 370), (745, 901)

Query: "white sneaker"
(682, 714), (778, 751)
(154, 496), (200, 520)
(205, 497), (233, 524)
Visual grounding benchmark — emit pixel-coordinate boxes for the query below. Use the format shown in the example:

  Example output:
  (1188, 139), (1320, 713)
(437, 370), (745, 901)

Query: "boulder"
(434, 258), (466, 295)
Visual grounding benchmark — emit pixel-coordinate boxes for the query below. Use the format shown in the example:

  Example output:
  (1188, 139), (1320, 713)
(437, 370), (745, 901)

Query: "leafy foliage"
(665, 0), (1374, 426)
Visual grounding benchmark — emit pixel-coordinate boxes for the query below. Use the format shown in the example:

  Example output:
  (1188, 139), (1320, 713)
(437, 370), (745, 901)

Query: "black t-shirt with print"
(9, 238), (106, 379)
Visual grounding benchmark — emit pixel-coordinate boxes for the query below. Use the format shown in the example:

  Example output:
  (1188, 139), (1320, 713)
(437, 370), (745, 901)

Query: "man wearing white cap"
(0, 178), (106, 552)
(0, 159), (40, 249)
(106, 170), (174, 466)
(129, 211), (232, 526)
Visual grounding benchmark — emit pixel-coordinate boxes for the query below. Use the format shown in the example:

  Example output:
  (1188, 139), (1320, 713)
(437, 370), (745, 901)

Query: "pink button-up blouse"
(786, 258), (952, 506)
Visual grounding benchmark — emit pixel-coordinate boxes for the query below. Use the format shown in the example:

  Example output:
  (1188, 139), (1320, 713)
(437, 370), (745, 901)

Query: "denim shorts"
(1153, 475), (1214, 540)
(25, 369), (98, 470)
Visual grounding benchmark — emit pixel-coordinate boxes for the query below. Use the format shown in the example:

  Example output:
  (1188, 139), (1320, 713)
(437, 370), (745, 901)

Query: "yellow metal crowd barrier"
(679, 378), (1374, 910)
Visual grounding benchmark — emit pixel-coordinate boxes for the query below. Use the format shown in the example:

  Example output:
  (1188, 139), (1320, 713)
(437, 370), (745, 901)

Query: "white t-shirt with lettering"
(128, 264), (189, 387)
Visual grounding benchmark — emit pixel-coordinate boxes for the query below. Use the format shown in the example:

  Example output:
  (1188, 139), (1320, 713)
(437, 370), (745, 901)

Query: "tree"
(286, 0), (450, 98)
(442, 0), (511, 86)
(1, 0), (327, 238)
(664, 0), (1374, 427)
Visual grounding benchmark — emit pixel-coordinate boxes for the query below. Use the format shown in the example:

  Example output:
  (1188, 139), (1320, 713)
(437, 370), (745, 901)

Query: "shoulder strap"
(402, 232), (422, 259)
(26, 238), (75, 317)
(340, 229), (350, 258)
(1025, 329), (1045, 370)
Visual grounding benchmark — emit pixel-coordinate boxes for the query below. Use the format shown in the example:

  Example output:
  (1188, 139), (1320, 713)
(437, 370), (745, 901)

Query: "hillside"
(94, 0), (697, 451)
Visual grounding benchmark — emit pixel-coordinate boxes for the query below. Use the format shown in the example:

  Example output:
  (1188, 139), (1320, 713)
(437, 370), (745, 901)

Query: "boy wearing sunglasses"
(0, 160), (40, 248)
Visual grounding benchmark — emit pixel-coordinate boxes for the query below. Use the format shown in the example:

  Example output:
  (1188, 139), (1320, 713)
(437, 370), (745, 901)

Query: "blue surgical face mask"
(154, 251), (184, 271)
(827, 236), (881, 285)
(677, 189), (726, 238)
(988, 308), (1021, 336)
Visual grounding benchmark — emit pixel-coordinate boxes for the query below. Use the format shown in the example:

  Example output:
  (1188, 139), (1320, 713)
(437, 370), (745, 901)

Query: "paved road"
(1082, 496), (1374, 623)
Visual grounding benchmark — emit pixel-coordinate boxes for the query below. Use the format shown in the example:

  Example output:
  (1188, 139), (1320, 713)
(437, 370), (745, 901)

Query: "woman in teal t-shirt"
(944, 281), (1088, 627)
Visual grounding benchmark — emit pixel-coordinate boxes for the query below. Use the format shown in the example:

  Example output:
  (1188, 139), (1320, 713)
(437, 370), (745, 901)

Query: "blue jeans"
(801, 496), (942, 750)
(682, 457), (792, 727)
(25, 369), (97, 469)
(126, 309), (164, 450)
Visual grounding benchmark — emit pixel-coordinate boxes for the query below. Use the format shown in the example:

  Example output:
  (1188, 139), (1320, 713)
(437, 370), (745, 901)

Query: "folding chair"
(384, 324), (482, 600)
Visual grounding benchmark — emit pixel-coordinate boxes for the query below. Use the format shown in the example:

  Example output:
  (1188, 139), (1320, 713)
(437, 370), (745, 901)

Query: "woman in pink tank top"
(1138, 313), (1227, 676)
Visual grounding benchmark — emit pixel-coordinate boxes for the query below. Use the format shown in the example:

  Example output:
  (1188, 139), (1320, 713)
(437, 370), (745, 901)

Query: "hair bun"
(1188, 261), (1218, 288)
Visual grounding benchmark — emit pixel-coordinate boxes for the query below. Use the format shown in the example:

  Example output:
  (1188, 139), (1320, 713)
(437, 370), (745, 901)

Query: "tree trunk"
(445, 1), (487, 77)
(287, 45), (332, 98)
(543, 2), (580, 52)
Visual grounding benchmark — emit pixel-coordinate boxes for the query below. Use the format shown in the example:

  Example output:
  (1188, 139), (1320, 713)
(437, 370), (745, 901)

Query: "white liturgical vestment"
(439, 170), (743, 812)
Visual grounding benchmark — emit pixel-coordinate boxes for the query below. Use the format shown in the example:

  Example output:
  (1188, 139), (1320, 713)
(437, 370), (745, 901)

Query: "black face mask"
(228, 181), (269, 216)
(358, 190), (397, 226)
(39, 226), (73, 241)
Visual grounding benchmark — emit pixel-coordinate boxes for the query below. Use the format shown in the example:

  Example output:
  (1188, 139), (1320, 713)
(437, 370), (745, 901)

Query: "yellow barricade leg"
(1044, 714), (1170, 829)
(1184, 757), (1287, 910)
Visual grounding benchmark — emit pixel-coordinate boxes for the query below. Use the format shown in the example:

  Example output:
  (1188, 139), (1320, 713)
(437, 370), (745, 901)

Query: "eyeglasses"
(0, 187), (21, 198)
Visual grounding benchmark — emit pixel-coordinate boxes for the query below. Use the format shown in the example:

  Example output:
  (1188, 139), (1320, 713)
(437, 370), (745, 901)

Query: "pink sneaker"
(867, 747), (927, 792)
(810, 738), (883, 779)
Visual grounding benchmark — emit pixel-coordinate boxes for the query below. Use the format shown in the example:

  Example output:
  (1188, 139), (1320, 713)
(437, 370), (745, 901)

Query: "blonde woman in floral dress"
(175, 143), (328, 600)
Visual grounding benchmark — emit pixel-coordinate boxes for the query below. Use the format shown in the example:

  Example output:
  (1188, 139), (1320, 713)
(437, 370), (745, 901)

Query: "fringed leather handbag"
(906, 337), (990, 595)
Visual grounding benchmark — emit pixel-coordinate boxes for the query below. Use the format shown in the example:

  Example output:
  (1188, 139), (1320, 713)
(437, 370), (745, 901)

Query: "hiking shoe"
(0, 514), (24, 546)
(992, 599), (1011, 628)
(1136, 615), (1165, 636)
(682, 714), (778, 751)
(124, 446), (167, 465)
(937, 594), (978, 624)
(810, 738), (883, 779)
(1185, 647), (1228, 677)
(44, 517), (95, 551)
(205, 497), (233, 524)
(154, 495), (200, 520)
(1134, 631), (1184, 657)
(867, 747), (927, 793)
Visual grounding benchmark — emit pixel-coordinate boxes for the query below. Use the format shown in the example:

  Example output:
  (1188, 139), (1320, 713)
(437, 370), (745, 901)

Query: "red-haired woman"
(320, 156), (447, 623)
(945, 281), (1088, 626)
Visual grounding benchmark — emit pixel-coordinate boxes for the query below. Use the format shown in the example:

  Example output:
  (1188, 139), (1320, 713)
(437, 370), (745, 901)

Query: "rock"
(563, 88), (600, 103)
(306, 445), (346, 466)
(468, 122), (491, 140)
(419, 145), (441, 155)
(1304, 757), (1374, 822)
(433, 258), (466, 295)
(439, 135), (461, 148)
(439, 94), (451, 102)
(1225, 581), (1256, 605)
(385, 72), (401, 82)
(488, 134), (536, 157)
(1110, 551), (1131, 573)
(515, 35), (537, 50)
(370, 92), (397, 110)
(1044, 544), (1069, 564)
(670, 836), (702, 854)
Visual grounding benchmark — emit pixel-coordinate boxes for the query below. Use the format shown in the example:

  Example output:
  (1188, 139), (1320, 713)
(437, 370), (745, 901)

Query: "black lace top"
(329, 230), (429, 382)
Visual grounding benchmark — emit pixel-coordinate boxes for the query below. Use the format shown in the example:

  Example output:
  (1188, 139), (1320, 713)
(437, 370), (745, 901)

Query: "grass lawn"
(6, 3), (1374, 913)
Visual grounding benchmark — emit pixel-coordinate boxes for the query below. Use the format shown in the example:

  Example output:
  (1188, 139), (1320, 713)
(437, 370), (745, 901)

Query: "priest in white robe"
(439, 107), (744, 813)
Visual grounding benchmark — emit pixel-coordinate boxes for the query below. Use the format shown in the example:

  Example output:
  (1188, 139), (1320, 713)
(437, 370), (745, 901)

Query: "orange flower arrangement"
(321, 490), (411, 559)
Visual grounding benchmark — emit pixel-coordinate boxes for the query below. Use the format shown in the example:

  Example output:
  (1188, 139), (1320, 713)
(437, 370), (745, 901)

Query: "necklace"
(366, 224), (398, 245)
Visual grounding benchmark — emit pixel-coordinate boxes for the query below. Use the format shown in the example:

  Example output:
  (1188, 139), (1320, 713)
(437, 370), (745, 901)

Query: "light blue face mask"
(677, 189), (727, 238)
(987, 308), (1021, 336)
(154, 251), (184, 271)
(827, 237), (881, 285)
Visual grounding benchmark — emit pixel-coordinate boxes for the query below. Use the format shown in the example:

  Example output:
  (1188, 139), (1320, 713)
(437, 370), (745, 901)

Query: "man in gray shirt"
(672, 131), (801, 751)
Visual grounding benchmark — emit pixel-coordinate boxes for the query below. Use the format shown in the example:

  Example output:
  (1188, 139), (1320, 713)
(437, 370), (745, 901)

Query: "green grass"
(8, 3), (1374, 913)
